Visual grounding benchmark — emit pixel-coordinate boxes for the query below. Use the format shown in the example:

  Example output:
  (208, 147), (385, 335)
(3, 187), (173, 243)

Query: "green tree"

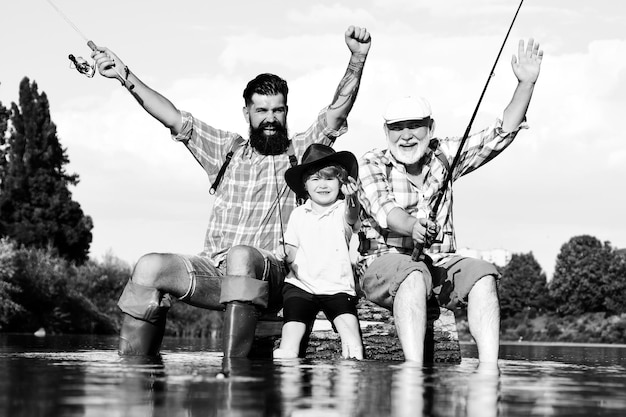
(499, 252), (550, 319)
(549, 235), (614, 316)
(0, 77), (92, 264)
(5, 243), (117, 334)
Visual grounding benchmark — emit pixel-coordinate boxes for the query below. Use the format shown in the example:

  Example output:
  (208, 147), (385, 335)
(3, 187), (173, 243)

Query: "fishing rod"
(46, 0), (134, 89)
(412, 0), (525, 261)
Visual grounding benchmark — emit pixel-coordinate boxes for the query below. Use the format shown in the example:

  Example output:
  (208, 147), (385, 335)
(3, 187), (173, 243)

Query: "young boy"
(273, 144), (363, 359)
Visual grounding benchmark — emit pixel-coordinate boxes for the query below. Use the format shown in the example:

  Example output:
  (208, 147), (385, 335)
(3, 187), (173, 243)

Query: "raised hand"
(91, 46), (126, 80)
(511, 38), (543, 84)
(341, 176), (359, 200)
(345, 25), (372, 57)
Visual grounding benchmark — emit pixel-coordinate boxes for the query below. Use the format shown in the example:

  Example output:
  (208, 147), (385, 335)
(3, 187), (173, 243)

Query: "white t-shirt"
(283, 199), (356, 296)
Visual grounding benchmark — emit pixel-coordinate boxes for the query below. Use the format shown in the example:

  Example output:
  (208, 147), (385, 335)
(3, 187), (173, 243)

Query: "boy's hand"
(341, 176), (359, 197)
(275, 245), (288, 262)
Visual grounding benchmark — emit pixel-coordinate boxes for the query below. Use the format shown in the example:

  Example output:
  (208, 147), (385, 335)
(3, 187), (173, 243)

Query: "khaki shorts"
(359, 254), (499, 310)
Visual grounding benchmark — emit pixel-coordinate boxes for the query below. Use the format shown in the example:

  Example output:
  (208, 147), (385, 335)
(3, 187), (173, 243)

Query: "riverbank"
(457, 311), (626, 344)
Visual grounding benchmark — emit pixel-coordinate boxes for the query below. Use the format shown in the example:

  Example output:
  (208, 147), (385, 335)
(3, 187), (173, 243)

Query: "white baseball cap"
(383, 96), (432, 124)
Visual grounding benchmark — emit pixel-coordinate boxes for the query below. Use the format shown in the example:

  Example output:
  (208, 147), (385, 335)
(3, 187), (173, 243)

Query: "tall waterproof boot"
(118, 313), (166, 356)
(222, 301), (259, 357)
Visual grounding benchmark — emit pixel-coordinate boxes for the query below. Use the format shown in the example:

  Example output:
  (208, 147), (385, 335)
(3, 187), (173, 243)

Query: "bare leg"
(393, 270), (431, 363)
(274, 322), (307, 358)
(333, 313), (363, 359)
(467, 275), (500, 364)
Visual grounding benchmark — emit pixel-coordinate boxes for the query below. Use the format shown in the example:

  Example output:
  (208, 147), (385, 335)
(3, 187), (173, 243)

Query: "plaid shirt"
(357, 118), (527, 272)
(174, 108), (347, 266)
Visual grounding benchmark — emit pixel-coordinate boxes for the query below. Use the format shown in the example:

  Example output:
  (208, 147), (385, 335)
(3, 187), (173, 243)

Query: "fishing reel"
(68, 53), (95, 78)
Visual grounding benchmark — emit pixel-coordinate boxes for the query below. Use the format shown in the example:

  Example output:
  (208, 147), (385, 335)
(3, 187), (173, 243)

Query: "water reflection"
(391, 363), (425, 416)
(0, 335), (625, 416)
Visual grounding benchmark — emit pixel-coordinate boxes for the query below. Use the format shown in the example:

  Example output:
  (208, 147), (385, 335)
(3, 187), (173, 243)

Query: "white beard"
(389, 141), (430, 166)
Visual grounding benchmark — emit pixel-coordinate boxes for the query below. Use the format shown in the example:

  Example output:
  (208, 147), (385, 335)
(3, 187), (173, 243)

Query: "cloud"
(286, 4), (376, 25)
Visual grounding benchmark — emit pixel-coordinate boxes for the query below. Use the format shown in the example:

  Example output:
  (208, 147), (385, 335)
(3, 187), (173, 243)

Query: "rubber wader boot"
(222, 301), (259, 357)
(118, 313), (166, 356)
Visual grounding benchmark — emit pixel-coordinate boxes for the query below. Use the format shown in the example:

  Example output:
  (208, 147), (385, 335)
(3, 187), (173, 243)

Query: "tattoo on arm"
(330, 54), (366, 111)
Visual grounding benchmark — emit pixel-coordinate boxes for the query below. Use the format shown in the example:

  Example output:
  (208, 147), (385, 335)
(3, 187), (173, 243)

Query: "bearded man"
(92, 25), (371, 358)
(357, 39), (543, 366)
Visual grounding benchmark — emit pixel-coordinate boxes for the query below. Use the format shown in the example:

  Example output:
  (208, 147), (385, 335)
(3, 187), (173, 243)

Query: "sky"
(1, 0), (625, 278)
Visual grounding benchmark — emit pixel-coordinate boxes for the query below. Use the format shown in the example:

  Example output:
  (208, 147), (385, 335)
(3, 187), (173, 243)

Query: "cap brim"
(384, 116), (431, 124)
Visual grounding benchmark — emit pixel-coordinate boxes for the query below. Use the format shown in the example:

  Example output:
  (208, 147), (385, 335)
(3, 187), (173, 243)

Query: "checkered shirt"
(357, 118), (527, 272)
(174, 108), (347, 266)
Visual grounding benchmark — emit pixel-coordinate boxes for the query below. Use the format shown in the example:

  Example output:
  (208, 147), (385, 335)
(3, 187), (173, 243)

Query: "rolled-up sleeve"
(171, 110), (242, 176)
(443, 117), (529, 179)
(172, 111), (194, 143)
(292, 107), (349, 157)
(318, 106), (348, 140)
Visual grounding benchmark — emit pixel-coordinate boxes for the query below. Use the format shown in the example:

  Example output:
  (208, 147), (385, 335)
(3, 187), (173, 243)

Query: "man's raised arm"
(501, 38), (543, 132)
(326, 26), (372, 131)
(91, 46), (183, 135)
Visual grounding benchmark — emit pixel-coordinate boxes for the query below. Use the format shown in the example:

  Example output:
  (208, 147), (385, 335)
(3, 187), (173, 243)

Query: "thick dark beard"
(249, 122), (290, 155)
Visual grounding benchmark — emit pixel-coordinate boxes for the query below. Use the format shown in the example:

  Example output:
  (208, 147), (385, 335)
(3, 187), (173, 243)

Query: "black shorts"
(282, 283), (358, 325)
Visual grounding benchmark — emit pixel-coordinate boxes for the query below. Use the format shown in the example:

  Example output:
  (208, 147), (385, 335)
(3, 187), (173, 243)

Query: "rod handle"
(411, 243), (424, 261)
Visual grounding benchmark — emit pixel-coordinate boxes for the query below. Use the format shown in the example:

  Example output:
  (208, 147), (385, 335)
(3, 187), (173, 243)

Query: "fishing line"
(45, 0), (89, 42)
(412, 0), (525, 261)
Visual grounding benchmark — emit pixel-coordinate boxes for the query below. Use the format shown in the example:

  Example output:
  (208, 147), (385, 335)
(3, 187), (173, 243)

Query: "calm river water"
(0, 333), (625, 416)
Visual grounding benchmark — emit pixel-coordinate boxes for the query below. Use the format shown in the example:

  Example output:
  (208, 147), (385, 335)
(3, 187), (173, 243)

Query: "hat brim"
(285, 151), (359, 198)
(384, 116), (431, 125)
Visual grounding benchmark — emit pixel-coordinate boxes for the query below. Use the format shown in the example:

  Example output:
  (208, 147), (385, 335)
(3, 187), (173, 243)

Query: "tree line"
(494, 235), (626, 343)
(1, 77), (624, 342)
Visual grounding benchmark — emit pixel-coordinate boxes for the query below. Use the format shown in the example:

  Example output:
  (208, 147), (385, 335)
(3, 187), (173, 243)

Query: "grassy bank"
(457, 311), (626, 344)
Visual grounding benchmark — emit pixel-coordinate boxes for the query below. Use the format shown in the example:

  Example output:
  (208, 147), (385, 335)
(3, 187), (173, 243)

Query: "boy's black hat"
(285, 143), (358, 198)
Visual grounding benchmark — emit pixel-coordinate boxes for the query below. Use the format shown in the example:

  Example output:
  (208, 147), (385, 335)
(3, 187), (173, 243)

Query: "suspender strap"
(434, 151), (450, 173)
(210, 139), (299, 196)
(210, 136), (245, 195)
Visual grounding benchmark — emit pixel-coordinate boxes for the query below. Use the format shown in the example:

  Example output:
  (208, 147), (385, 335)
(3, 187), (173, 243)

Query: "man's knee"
(395, 270), (432, 298)
(132, 253), (178, 287)
(226, 245), (265, 277)
(471, 275), (498, 293)
(118, 278), (172, 324)
(468, 275), (499, 305)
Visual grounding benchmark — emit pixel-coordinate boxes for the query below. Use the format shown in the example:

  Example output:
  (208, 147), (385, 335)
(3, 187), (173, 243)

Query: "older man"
(91, 26), (371, 358)
(357, 39), (542, 364)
